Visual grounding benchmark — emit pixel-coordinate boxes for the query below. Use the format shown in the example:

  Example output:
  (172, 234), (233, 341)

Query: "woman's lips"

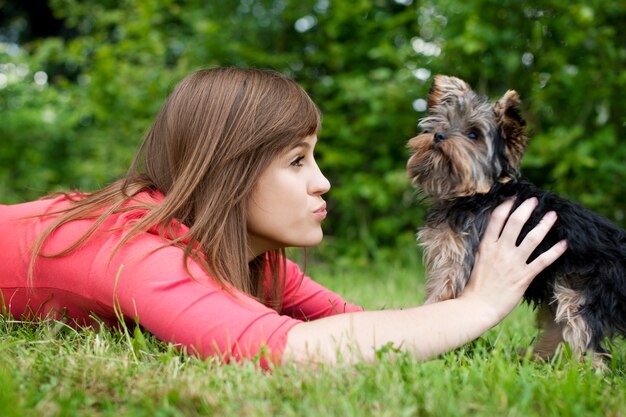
(313, 204), (327, 219)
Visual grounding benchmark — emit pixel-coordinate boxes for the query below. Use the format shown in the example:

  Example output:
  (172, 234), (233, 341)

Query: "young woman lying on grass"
(0, 67), (567, 368)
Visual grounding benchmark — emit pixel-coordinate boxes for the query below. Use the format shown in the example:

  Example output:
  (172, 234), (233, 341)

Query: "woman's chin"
(297, 231), (324, 248)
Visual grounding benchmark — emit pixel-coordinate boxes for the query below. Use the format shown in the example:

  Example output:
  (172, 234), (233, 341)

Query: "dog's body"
(407, 75), (626, 362)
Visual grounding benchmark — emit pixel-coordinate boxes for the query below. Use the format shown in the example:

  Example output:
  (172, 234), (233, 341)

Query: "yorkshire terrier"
(406, 75), (626, 365)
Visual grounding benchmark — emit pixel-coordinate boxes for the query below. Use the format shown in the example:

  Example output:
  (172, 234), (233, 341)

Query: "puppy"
(406, 75), (626, 365)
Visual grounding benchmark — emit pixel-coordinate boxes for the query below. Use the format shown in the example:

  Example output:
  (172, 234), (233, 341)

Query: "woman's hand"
(462, 197), (568, 322)
(283, 197), (568, 366)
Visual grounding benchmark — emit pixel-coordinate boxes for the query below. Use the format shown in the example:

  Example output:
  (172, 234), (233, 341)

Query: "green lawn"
(1, 253), (625, 417)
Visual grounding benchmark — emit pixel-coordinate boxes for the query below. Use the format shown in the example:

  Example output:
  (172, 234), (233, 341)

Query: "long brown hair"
(29, 67), (321, 310)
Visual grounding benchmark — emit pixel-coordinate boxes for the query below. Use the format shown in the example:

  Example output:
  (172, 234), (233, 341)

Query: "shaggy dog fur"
(406, 75), (626, 364)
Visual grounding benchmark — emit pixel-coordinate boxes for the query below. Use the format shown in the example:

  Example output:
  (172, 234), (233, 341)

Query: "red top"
(0, 192), (362, 368)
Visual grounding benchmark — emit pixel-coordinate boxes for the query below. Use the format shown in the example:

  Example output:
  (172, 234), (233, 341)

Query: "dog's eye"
(467, 131), (479, 140)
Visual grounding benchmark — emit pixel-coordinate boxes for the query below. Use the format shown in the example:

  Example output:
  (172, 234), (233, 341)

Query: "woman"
(0, 67), (566, 368)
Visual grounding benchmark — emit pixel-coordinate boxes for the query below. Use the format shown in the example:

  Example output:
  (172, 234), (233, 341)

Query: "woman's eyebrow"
(288, 141), (312, 151)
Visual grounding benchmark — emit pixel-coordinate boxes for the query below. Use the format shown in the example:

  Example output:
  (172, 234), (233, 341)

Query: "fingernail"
(544, 211), (557, 221)
(560, 239), (568, 250)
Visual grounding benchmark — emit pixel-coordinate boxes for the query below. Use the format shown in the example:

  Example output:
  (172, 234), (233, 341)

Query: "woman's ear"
(493, 90), (528, 176)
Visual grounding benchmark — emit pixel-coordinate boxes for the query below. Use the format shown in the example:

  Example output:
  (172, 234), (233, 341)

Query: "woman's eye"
(290, 156), (305, 167)
(467, 131), (479, 140)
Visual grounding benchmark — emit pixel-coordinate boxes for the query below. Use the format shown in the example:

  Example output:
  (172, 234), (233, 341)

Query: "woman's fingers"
(526, 239), (568, 277)
(517, 210), (557, 254)
(499, 197), (538, 247)
(482, 197), (540, 247)
(482, 197), (567, 269)
(465, 196), (568, 322)
(505, 201), (568, 278)
(482, 198), (516, 243)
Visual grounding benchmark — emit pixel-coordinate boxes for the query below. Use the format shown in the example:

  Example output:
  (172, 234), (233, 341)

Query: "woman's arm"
(282, 197), (568, 365)
(278, 260), (363, 320)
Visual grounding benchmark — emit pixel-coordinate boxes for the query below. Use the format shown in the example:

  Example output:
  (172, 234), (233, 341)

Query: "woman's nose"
(310, 162), (331, 195)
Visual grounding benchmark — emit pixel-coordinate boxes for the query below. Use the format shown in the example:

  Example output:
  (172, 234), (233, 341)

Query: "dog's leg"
(530, 303), (564, 360)
(419, 224), (470, 304)
(553, 284), (607, 369)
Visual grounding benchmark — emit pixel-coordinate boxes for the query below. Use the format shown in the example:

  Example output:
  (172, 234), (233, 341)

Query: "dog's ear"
(427, 75), (471, 110)
(494, 90), (528, 177)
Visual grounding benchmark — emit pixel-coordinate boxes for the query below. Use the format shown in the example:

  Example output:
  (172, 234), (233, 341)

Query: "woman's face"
(247, 135), (330, 257)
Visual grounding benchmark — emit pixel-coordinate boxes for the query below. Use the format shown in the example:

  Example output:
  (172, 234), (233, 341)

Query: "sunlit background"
(1, 0), (625, 260)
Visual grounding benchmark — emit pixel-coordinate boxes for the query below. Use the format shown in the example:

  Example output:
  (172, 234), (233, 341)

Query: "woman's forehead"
(286, 135), (318, 151)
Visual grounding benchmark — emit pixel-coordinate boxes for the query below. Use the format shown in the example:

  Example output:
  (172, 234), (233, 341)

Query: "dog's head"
(406, 75), (528, 201)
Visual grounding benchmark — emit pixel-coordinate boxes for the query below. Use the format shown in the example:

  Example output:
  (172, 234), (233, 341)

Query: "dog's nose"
(434, 132), (447, 143)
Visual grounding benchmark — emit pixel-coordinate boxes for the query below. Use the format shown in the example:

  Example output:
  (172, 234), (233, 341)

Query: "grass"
(1, 252), (625, 417)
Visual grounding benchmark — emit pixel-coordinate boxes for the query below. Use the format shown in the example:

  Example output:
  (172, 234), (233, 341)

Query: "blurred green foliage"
(1, 0), (625, 258)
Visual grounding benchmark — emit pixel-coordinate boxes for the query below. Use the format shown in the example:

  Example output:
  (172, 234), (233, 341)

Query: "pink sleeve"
(279, 260), (364, 320)
(0, 198), (355, 369)
(100, 238), (303, 368)
(1, 198), (303, 369)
